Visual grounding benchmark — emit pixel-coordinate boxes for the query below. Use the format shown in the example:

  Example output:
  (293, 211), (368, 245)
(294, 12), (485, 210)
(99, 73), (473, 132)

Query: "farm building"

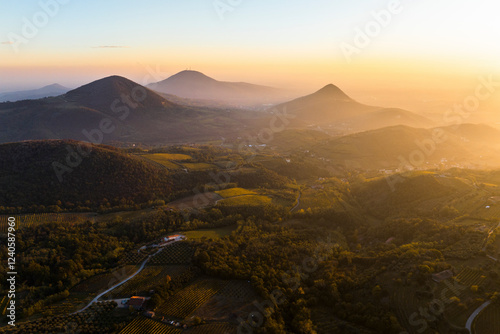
(432, 270), (454, 283)
(165, 234), (184, 242)
(128, 296), (146, 310)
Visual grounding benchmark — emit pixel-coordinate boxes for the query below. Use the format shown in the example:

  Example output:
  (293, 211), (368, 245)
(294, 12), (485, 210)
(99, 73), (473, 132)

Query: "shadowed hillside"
(0, 140), (173, 211)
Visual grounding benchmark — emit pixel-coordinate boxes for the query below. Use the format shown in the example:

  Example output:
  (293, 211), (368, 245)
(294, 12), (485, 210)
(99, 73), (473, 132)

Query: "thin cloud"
(1, 41), (14, 45)
(92, 45), (129, 49)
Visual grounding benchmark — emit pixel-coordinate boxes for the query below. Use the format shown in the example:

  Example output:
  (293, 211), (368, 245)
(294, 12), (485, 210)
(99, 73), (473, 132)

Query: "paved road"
(75, 247), (163, 313)
(290, 191), (302, 213)
(465, 300), (491, 333)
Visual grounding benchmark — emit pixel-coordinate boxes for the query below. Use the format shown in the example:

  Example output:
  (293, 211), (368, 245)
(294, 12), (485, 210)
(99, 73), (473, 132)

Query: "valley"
(2, 132), (500, 333)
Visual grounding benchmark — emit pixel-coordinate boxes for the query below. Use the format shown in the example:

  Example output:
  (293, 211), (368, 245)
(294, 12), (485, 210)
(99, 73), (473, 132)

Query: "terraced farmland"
(191, 280), (258, 320)
(118, 316), (182, 334)
(157, 279), (227, 319)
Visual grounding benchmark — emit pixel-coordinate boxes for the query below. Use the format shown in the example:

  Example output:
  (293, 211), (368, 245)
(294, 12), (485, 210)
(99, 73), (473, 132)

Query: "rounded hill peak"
(314, 84), (352, 100)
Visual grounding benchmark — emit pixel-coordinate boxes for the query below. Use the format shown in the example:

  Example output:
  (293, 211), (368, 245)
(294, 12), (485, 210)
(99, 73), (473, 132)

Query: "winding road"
(465, 300), (491, 333)
(290, 191), (302, 213)
(75, 247), (164, 313)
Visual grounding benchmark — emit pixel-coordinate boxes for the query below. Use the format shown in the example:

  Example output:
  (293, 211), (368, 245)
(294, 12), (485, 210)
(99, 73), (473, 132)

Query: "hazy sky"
(1, 0), (499, 108)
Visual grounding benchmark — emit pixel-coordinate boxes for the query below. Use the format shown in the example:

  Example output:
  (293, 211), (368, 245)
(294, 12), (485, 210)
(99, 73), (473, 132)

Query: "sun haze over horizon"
(1, 0), (499, 111)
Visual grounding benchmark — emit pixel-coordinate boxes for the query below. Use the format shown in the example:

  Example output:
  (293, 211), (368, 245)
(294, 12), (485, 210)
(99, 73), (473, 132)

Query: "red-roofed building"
(128, 296), (146, 310)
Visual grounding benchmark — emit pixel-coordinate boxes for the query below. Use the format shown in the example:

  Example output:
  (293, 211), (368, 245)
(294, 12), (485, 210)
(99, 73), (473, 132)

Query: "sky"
(1, 0), (499, 109)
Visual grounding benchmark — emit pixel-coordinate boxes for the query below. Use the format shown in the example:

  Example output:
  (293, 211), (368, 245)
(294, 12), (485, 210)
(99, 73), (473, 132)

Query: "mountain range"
(1, 70), (497, 168)
(0, 75), (268, 144)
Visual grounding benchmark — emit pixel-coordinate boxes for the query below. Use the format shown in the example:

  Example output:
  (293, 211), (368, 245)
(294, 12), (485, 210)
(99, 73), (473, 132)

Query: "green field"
(138, 153), (192, 170)
(215, 187), (256, 198)
(148, 153), (192, 161)
(182, 225), (237, 240)
(218, 195), (272, 206)
(181, 162), (216, 171)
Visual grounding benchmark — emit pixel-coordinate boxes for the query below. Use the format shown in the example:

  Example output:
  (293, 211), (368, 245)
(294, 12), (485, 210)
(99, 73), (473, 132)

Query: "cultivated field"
(217, 195), (272, 206)
(215, 187), (257, 198)
(156, 279), (227, 319)
(181, 226), (237, 240)
(118, 316), (182, 334)
(181, 162), (216, 171)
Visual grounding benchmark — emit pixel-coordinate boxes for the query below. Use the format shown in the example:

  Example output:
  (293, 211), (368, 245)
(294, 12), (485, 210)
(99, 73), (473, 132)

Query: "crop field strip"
(181, 162), (216, 171)
(156, 279), (228, 319)
(215, 187), (257, 198)
(118, 316), (183, 334)
(135, 154), (181, 171)
(217, 195), (272, 206)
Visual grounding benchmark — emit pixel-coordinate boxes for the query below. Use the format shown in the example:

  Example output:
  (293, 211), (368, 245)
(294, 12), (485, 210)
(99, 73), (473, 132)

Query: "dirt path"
(75, 247), (164, 313)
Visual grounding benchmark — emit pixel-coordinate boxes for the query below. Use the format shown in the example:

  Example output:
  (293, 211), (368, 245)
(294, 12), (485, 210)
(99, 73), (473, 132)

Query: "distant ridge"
(0, 83), (70, 102)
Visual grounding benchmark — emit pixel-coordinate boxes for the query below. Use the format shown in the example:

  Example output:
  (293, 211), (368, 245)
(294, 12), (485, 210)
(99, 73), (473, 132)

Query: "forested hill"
(0, 140), (173, 212)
